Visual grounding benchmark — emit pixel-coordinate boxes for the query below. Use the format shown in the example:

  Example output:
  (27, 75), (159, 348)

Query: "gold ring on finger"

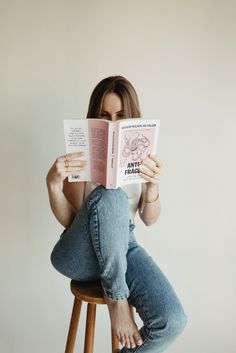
(65, 159), (70, 169)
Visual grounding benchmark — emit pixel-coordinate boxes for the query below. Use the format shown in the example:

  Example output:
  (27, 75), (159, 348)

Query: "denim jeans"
(51, 185), (187, 353)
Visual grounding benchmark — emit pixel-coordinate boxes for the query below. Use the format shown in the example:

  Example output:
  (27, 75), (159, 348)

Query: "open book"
(64, 118), (160, 189)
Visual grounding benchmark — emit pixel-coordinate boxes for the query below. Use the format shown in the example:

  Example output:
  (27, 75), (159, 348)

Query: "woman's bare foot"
(104, 296), (143, 349)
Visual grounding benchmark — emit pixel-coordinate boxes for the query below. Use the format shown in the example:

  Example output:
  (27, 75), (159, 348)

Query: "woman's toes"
(129, 336), (136, 349)
(134, 332), (143, 346)
(124, 334), (131, 349)
(119, 333), (125, 347)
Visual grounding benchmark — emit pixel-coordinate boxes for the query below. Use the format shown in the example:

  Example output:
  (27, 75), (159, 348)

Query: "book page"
(63, 119), (91, 182)
(116, 119), (160, 187)
(88, 119), (109, 186)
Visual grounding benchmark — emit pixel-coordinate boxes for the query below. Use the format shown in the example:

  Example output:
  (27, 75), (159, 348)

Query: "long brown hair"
(86, 76), (142, 119)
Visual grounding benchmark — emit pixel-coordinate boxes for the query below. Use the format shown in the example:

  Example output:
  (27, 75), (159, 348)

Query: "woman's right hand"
(46, 151), (87, 188)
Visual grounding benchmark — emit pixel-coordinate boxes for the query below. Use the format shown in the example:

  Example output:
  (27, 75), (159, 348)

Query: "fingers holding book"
(61, 152), (87, 170)
(59, 151), (87, 175)
(139, 154), (163, 185)
(46, 151), (87, 186)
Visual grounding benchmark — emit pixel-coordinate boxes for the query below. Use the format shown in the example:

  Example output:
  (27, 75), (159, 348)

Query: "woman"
(46, 76), (187, 352)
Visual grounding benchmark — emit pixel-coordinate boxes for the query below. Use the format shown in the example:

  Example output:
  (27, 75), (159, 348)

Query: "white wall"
(1, 1), (235, 352)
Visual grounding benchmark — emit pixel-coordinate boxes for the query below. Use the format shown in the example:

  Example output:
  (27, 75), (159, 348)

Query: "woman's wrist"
(144, 184), (159, 203)
(46, 177), (63, 192)
(140, 185), (160, 215)
(144, 193), (159, 203)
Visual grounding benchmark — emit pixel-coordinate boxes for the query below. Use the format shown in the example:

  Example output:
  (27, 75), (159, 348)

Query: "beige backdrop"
(1, 1), (235, 352)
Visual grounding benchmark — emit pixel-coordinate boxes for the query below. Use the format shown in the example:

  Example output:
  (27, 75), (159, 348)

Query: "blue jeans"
(51, 185), (187, 353)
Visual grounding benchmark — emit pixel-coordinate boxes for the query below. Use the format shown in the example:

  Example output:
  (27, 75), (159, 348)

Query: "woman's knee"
(50, 237), (72, 277)
(95, 185), (128, 201)
(86, 185), (129, 212)
(50, 245), (64, 274)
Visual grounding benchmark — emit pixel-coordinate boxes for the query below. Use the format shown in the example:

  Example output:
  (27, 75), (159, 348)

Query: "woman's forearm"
(46, 151), (87, 228)
(138, 155), (163, 226)
(139, 184), (161, 226)
(46, 181), (76, 228)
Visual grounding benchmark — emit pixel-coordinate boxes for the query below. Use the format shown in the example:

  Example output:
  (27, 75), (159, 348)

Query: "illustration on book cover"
(119, 127), (156, 181)
(122, 131), (151, 161)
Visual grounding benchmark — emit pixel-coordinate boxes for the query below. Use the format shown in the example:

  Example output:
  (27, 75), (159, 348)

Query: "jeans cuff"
(104, 289), (130, 301)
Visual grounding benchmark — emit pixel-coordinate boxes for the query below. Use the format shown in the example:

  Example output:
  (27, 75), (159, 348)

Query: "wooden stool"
(65, 280), (134, 353)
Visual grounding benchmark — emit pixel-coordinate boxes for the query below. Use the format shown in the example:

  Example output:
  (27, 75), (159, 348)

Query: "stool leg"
(65, 298), (82, 353)
(84, 303), (97, 353)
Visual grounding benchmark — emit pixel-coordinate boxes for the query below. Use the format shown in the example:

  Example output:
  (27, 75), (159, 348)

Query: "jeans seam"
(88, 194), (130, 299)
(89, 200), (106, 269)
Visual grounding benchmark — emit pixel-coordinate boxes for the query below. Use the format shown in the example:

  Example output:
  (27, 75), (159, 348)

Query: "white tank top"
(83, 182), (142, 224)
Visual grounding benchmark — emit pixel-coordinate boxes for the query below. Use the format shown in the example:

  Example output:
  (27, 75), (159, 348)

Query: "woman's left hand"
(139, 154), (163, 188)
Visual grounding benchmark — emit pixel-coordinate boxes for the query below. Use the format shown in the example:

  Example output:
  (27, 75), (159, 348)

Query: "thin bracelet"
(144, 194), (159, 203)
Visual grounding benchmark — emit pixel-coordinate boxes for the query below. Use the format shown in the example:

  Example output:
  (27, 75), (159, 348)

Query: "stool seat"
(70, 280), (106, 304)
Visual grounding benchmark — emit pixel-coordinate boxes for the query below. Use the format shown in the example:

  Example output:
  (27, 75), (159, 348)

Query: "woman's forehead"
(102, 92), (123, 111)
